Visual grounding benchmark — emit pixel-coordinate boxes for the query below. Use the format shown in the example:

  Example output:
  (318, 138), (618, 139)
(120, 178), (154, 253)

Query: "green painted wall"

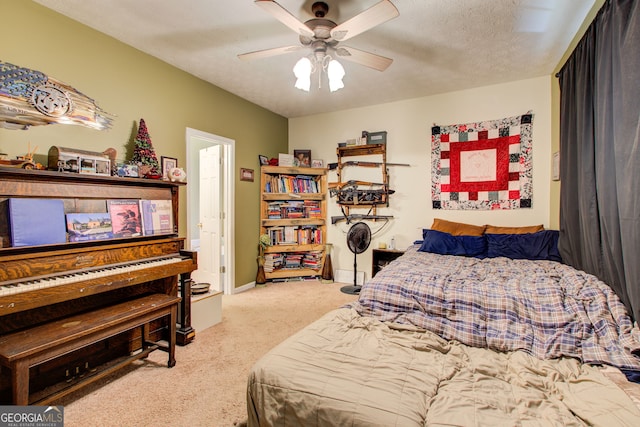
(0, 1), (288, 287)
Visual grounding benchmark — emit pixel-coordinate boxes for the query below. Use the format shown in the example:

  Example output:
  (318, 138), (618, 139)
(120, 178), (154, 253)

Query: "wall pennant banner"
(431, 112), (533, 210)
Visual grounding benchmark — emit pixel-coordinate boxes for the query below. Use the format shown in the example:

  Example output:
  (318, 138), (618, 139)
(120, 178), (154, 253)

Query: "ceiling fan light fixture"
(244, 1), (399, 93)
(327, 59), (345, 92)
(293, 57), (312, 91)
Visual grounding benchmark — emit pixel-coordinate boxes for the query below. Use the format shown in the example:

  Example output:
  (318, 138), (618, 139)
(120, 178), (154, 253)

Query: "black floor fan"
(340, 222), (372, 295)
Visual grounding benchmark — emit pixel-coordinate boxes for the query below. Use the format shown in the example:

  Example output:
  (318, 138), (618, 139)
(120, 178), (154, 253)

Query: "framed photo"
(311, 159), (324, 168)
(259, 155), (269, 166)
(240, 168), (254, 182)
(293, 149), (311, 167)
(278, 153), (294, 167)
(116, 163), (139, 178)
(161, 156), (177, 180)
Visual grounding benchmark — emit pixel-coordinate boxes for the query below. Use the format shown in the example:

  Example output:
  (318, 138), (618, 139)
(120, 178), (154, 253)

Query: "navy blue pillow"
(485, 230), (562, 262)
(419, 229), (487, 258)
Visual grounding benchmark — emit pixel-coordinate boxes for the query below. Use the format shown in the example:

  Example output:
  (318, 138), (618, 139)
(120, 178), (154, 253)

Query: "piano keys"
(0, 254), (185, 297)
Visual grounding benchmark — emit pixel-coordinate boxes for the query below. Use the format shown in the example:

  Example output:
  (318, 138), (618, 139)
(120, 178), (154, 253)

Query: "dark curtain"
(557, 0), (640, 321)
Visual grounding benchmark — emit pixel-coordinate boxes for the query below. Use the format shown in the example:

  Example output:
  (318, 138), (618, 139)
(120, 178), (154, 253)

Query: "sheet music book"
(107, 199), (142, 238)
(139, 199), (174, 235)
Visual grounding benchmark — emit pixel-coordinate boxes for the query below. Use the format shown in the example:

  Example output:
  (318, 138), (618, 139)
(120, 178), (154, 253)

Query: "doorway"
(186, 128), (235, 295)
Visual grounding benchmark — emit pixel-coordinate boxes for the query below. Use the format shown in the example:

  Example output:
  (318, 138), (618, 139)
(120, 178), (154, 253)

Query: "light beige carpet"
(59, 280), (357, 426)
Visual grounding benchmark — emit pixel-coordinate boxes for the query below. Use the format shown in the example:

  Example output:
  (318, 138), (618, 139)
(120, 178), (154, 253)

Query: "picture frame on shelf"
(311, 159), (324, 168)
(259, 155), (269, 166)
(161, 156), (177, 180)
(278, 153), (294, 167)
(240, 168), (254, 182)
(293, 149), (311, 167)
(116, 163), (139, 178)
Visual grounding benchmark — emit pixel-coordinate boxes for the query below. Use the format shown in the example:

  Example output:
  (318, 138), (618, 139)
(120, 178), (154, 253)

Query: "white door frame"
(186, 127), (235, 295)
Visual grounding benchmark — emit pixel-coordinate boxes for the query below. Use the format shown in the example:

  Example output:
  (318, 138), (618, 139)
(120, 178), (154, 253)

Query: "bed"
(246, 227), (640, 426)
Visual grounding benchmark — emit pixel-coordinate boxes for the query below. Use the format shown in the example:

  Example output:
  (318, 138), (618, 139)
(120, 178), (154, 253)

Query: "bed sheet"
(247, 307), (640, 426)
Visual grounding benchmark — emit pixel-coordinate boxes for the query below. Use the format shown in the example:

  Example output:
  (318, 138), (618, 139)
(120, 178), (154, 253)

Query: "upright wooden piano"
(0, 167), (197, 404)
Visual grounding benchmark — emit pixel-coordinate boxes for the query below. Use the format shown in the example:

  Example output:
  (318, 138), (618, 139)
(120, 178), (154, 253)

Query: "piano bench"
(0, 293), (181, 405)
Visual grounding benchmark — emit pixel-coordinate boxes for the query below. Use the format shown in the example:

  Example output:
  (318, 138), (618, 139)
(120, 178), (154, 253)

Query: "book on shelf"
(266, 200), (319, 219)
(264, 252), (319, 271)
(107, 199), (142, 238)
(267, 226), (284, 245)
(283, 226), (297, 244)
(304, 200), (321, 217)
(264, 174), (319, 194)
(66, 212), (113, 242)
(266, 225), (321, 245)
(139, 199), (174, 236)
(297, 226), (322, 245)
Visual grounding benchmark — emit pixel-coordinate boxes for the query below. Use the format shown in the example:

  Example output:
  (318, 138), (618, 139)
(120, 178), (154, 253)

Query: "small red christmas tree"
(131, 118), (160, 178)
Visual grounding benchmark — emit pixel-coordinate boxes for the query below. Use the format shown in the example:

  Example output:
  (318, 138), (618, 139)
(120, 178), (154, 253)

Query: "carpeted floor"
(58, 280), (357, 426)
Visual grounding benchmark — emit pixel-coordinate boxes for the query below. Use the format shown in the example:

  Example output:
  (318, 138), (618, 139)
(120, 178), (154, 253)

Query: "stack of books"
(304, 200), (321, 218)
(302, 251), (322, 269)
(263, 253), (284, 273)
(283, 253), (303, 269)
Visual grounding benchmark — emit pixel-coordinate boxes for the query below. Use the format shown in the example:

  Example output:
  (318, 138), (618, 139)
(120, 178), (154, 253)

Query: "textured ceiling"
(34, 0), (595, 118)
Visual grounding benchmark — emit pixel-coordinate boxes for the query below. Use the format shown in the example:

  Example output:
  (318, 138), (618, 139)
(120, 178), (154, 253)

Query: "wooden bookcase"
(259, 165), (327, 280)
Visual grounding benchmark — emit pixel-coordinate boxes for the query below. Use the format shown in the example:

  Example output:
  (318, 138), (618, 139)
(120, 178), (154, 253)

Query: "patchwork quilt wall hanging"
(431, 112), (533, 210)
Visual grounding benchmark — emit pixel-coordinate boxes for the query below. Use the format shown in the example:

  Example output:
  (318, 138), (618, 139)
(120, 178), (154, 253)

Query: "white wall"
(289, 76), (553, 278)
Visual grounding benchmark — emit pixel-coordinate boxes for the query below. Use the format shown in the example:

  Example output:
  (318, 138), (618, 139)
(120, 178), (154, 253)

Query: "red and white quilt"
(431, 112), (533, 210)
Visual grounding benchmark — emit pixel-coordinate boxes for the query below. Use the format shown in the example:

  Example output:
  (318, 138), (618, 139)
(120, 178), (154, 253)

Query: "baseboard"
(234, 282), (256, 294)
(335, 269), (365, 286)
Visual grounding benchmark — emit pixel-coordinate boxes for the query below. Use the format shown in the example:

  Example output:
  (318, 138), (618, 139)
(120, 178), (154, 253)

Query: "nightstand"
(372, 248), (405, 278)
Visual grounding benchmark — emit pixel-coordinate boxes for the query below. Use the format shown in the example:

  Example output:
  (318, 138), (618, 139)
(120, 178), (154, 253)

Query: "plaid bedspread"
(351, 245), (640, 370)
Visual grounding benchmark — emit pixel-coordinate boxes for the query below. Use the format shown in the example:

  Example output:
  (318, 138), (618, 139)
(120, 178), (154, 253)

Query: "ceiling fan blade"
(255, 0), (314, 38)
(334, 46), (393, 71)
(238, 45), (304, 61)
(330, 0), (399, 42)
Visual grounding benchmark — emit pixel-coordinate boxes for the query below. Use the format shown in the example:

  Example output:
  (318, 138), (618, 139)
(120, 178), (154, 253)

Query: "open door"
(198, 145), (222, 291)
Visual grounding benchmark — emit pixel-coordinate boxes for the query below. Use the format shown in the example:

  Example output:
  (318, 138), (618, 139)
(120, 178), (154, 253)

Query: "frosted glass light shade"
(327, 60), (345, 92)
(293, 57), (312, 92)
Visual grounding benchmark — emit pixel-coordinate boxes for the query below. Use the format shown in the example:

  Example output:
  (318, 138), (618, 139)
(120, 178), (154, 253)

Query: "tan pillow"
(484, 224), (544, 234)
(431, 218), (486, 236)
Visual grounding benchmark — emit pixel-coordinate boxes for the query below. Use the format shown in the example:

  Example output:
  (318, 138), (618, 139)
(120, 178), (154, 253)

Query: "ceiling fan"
(238, 0), (399, 74)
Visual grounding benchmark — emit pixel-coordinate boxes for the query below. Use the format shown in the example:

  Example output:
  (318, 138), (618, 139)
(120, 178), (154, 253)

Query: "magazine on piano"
(139, 199), (174, 236)
(66, 212), (114, 242)
(107, 199), (142, 238)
